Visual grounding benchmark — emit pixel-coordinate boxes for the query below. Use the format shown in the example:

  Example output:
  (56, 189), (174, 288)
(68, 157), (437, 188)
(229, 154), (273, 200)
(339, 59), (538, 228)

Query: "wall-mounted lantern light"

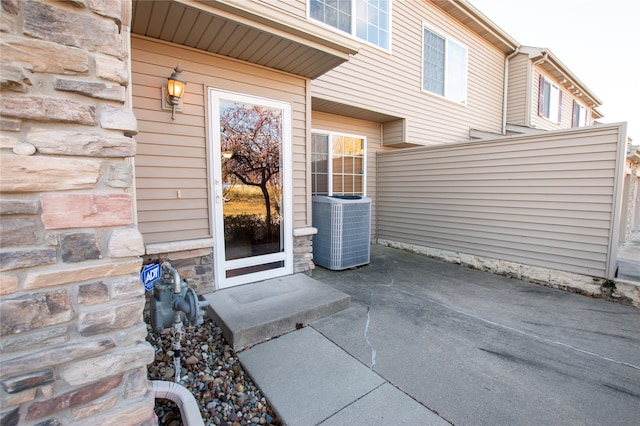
(222, 150), (234, 159)
(166, 65), (186, 120)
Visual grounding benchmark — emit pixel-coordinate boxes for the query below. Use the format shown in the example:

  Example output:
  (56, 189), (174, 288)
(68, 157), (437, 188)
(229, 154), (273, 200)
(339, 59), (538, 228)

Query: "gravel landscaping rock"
(146, 316), (281, 426)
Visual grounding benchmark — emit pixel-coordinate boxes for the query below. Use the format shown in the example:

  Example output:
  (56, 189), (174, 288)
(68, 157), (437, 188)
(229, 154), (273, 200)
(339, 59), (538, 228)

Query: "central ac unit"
(312, 196), (371, 270)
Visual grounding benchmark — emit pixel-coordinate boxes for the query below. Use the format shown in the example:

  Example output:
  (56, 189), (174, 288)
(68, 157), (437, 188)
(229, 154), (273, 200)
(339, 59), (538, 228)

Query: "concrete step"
(203, 274), (350, 351)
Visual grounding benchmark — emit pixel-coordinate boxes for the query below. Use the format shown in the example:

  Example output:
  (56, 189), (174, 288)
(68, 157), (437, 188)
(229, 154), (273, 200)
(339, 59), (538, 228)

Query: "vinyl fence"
(376, 124), (627, 279)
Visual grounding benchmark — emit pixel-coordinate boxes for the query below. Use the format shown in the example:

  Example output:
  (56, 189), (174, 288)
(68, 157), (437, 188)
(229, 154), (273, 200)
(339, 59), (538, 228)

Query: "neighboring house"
(0, 1), (634, 425)
(621, 140), (640, 242)
(504, 46), (603, 134)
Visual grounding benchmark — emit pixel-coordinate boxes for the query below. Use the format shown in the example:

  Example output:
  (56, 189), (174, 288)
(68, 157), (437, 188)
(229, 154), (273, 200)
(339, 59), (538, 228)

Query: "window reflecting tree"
(220, 102), (282, 239)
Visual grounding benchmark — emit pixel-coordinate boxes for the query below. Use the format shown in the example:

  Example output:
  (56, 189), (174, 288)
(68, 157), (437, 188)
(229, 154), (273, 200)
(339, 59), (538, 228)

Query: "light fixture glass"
(167, 65), (186, 120)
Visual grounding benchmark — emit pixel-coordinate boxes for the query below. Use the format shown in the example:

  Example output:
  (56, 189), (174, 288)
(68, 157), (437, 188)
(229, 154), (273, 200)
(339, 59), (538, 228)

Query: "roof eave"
(522, 46), (603, 108)
(431, 0), (520, 54)
(132, 0), (360, 79)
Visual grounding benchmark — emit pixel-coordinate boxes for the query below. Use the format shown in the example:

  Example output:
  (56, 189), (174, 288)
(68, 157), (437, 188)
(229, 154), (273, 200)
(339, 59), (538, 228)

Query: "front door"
(209, 89), (292, 289)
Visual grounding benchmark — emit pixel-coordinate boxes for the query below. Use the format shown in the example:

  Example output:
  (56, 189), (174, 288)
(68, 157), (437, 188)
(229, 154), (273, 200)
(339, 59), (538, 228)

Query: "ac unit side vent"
(312, 196), (371, 270)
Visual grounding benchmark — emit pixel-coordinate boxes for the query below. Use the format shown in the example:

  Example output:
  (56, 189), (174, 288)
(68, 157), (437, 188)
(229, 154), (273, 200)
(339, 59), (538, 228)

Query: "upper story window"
(309, 0), (390, 50)
(422, 26), (468, 104)
(312, 131), (366, 196)
(538, 75), (562, 123)
(572, 100), (589, 127)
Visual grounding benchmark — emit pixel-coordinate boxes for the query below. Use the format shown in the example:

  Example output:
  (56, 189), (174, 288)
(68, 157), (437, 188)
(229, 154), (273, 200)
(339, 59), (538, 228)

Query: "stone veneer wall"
(293, 227), (316, 274)
(0, 1), (156, 425)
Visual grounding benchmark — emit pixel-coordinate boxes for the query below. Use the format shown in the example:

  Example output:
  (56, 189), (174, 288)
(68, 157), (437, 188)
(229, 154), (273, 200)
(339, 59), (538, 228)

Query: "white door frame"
(207, 88), (293, 289)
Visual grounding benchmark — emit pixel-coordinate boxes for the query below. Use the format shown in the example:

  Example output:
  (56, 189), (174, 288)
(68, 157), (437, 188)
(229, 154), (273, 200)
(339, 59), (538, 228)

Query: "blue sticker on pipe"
(141, 263), (161, 291)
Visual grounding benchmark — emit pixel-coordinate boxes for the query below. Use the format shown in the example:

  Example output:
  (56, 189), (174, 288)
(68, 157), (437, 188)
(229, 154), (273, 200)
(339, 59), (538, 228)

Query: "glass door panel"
(210, 89), (292, 288)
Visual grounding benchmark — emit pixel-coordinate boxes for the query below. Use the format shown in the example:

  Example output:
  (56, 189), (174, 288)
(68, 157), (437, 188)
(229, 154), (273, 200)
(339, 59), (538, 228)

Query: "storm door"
(209, 89), (292, 289)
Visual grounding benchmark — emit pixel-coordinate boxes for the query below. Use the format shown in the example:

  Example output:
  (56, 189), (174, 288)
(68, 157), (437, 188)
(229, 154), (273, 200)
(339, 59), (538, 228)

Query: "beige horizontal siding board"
(506, 54), (529, 125)
(382, 119), (405, 145)
(382, 224), (609, 265)
(135, 146), (207, 160)
(138, 218), (210, 234)
(378, 195), (614, 214)
(260, 0), (306, 18)
(140, 227), (211, 244)
(140, 229), (211, 245)
(136, 189), (209, 201)
(381, 221), (608, 260)
(134, 131), (204, 148)
(377, 204), (612, 227)
(138, 208), (208, 222)
(132, 35), (308, 243)
(311, 0), (506, 144)
(137, 121), (206, 138)
(135, 153), (207, 167)
(376, 209), (611, 241)
(137, 198), (209, 209)
(135, 166), (206, 179)
(376, 191), (613, 205)
(135, 174), (208, 186)
(376, 124), (624, 277)
(383, 229), (606, 275)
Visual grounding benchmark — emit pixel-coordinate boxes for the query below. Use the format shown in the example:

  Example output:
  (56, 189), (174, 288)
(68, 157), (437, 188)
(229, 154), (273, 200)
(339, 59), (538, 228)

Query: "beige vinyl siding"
(376, 124), (626, 278)
(312, 111), (395, 240)
(311, 0), (506, 145)
(383, 119), (406, 146)
(506, 53), (529, 126)
(132, 35), (308, 244)
(258, 0), (306, 17)
(530, 67), (597, 131)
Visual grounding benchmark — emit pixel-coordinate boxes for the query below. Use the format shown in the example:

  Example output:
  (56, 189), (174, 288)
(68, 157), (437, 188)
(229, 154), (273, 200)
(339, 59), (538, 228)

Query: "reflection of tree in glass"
(220, 102), (282, 236)
(333, 136), (364, 156)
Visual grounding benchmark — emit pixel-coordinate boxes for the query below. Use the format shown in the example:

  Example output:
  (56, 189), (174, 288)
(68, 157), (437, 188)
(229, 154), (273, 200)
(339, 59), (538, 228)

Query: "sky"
(469, 0), (640, 141)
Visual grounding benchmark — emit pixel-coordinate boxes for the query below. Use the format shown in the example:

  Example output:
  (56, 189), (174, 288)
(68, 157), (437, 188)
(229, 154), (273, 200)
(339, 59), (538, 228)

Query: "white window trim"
(573, 100), (589, 127)
(307, 0), (393, 53)
(539, 75), (562, 124)
(311, 129), (367, 197)
(421, 23), (468, 105)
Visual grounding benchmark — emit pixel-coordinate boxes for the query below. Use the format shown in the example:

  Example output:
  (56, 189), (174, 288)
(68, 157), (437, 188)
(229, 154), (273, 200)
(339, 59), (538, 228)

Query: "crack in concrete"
(364, 291), (377, 369)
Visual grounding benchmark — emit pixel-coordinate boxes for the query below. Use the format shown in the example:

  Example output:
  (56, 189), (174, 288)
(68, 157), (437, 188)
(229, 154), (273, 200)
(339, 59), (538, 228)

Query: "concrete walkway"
(237, 245), (640, 425)
(239, 326), (448, 425)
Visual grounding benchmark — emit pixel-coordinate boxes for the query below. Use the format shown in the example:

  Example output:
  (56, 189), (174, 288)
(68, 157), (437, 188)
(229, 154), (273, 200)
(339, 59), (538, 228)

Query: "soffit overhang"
(431, 0), (519, 54)
(521, 46), (603, 109)
(131, 0), (360, 79)
(312, 97), (403, 123)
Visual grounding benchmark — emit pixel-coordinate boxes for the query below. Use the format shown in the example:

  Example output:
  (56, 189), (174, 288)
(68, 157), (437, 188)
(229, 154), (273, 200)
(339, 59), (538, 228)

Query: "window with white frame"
(312, 131), (366, 196)
(309, 0), (390, 50)
(572, 100), (589, 127)
(422, 26), (468, 104)
(538, 75), (562, 123)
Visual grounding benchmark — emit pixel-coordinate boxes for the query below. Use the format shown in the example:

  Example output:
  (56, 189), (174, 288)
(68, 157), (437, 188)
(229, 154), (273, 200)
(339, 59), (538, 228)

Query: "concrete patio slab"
(238, 326), (447, 426)
(310, 245), (640, 426)
(203, 274), (350, 350)
(319, 382), (449, 426)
